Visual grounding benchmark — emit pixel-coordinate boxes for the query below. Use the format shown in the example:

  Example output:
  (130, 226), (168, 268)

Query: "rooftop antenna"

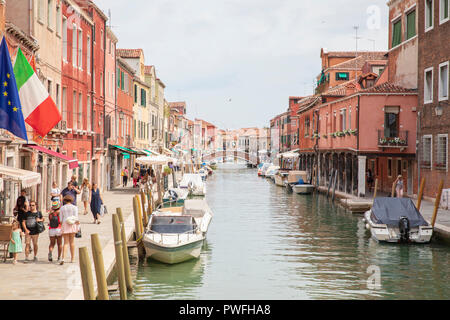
(353, 26), (360, 82)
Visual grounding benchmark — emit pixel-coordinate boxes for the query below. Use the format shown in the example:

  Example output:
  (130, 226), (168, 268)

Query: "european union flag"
(0, 37), (28, 141)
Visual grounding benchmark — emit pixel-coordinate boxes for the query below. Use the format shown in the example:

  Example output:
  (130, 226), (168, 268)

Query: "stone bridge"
(202, 149), (260, 166)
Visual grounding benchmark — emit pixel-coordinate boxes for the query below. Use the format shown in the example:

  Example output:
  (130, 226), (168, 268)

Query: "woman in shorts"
(48, 199), (62, 263)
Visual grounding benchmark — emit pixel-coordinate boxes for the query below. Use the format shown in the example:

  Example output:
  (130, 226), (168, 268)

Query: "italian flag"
(13, 48), (61, 137)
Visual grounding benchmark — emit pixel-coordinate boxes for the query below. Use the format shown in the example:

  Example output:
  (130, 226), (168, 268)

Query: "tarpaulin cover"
(371, 198), (429, 227)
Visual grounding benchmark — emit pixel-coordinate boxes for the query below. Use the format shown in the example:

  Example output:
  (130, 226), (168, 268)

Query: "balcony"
(377, 130), (409, 151)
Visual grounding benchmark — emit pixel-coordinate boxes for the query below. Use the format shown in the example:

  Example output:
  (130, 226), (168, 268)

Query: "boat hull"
(143, 238), (204, 264)
(363, 211), (433, 244)
(293, 184), (314, 194)
(274, 175), (286, 187)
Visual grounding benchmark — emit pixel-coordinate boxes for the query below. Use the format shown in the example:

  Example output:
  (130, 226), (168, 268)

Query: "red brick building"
(61, 0), (93, 187)
(417, 0), (449, 198)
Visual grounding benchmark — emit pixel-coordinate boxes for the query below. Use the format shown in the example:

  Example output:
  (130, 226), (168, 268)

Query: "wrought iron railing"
(377, 130), (409, 148)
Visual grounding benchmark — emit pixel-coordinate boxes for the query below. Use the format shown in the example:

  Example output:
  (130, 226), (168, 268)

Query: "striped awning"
(0, 165), (41, 188)
(25, 145), (79, 169)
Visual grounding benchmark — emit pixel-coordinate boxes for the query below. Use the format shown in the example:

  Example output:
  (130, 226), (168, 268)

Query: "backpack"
(49, 212), (60, 228)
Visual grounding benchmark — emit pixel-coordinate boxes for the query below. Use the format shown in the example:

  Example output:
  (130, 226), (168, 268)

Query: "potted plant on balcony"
(344, 129), (351, 136)
(350, 129), (358, 136)
(331, 132), (337, 138)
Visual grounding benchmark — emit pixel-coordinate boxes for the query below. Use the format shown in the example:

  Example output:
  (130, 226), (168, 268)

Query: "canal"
(129, 163), (450, 300)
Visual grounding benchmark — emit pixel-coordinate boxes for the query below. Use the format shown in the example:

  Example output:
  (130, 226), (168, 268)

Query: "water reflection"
(131, 163), (450, 300)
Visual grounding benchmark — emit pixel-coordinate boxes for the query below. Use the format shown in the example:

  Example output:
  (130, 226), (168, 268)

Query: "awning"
(110, 145), (147, 156)
(25, 145), (79, 169)
(162, 147), (175, 156)
(135, 155), (177, 166)
(144, 149), (160, 156)
(277, 151), (300, 159)
(0, 165), (41, 188)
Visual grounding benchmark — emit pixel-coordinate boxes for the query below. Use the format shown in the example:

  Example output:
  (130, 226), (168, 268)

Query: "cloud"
(96, 0), (388, 129)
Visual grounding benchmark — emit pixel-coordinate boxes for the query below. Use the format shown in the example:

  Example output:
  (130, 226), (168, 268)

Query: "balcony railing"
(377, 130), (408, 149)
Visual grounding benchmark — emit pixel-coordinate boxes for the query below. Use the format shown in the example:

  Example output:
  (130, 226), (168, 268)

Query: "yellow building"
(117, 49), (150, 149)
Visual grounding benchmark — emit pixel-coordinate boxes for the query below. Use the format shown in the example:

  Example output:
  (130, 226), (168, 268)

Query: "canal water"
(129, 163), (450, 300)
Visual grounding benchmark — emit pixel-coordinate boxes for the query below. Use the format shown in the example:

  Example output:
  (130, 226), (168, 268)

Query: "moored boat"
(179, 174), (207, 196)
(363, 198), (433, 244)
(143, 199), (213, 264)
(274, 171), (289, 187)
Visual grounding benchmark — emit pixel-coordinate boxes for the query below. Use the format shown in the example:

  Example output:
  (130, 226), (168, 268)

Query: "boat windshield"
(150, 216), (197, 234)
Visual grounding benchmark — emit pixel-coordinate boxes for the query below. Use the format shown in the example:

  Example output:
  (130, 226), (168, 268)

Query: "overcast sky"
(96, 0), (389, 130)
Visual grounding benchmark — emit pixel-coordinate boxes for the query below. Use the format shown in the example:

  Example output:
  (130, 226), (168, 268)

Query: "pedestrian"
(59, 195), (80, 265)
(20, 189), (29, 203)
(394, 175), (404, 198)
(48, 199), (62, 263)
(61, 182), (81, 206)
(50, 181), (62, 202)
(132, 166), (139, 188)
(122, 166), (129, 187)
(8, 220), (24, 265)
(90, 183), (104, 224)
(70, 175), (79, 189)
(14, 194), (28, 220)
(367, 169), (374, 192)
(21, 200), (44, 262)
(81, 178), (90, 215)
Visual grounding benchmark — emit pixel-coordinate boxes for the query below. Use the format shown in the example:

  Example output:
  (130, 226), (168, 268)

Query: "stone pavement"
(0, 186), (138, 300)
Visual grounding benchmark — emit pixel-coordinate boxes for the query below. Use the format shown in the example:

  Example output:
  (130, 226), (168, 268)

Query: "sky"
(95, 0), (389, 130)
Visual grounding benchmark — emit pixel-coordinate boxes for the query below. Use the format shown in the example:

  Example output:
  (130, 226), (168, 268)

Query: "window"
(397, 159), (402, 176)
(73, 91), (77, 129)
(100, 73), (103, 96)
(384, 106), (400, 138)
(422, 135), (433, 168)
(440, 0), (449, 23)
(87, 36), (91, 73)
(101, 30), (104, 50)
(47, 80), (52, 100)
(340, 109), (346, 131)
(62, 18), (67, 61)
(438, 61), (449, 101)
(406, 9), (416, 40)
(78, 93), (82, 129)
(425, 0), (434, 31)
(56, 5), (61, 35)
(304, 116), (310, 136)
(38, 0), (44, 22)
(392, 19), (402, 47)
(424, 67), (433, 103)
(87, 95), (91, 131)
(141, 89), (146, 106)
(348, 108), (352, 130)
(72, 24), (77, 67)
(436, 134), (448, 170)
(62, 87), (67, 122)
(56, 84), (60, 114)
(336, 72), (350, 81)
(78, 30), (82, 68)
(47, 0), (53, 29)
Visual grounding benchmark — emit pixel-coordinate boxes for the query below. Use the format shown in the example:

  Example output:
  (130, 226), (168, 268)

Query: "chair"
(0, 224), (12, 262)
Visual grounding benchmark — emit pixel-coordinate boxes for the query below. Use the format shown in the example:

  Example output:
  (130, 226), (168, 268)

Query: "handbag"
(66, 216), (78, 225)
(75, 227), (82, 238)
(100, 204), (108, 216)
(36, 221), (45, 234)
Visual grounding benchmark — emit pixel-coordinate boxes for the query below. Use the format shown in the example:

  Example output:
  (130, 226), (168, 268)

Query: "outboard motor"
(168, 189), (178, 202)
(398, 216), (411, 242)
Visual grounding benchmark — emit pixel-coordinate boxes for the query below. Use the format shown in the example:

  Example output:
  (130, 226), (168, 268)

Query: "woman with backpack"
(48, 199), (62, 263)
(21, 200), (44, 263)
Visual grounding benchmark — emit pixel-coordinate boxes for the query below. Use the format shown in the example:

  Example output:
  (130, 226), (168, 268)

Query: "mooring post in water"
(391, 181), (396, 198)
(136, 195), (145, 235)
(91, 234), (109, 300)
(132, 196), (142, 240)
(332, 169), (338, 202)
(112, 214), (127, 300)
(117, 208), (133, 292)
(327, 170), (334, 198)
(373, 178), (379, 199)
(140, 191), (147, 226)
(417, 178), (426, 210)
(431, 180), (444, 227)
(79, 247), (95, 300)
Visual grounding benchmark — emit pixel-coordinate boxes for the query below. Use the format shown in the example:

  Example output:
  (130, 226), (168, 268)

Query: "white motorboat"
(363, 198), (433, 244)
(274, 171), (289, 187)
(293, 184), (315, 194)
(265, 166), (280, 179)
(162, 188), (190, 207)
(179, 174), (206, 196)
(143, 199), (213, 264)
(258, 163), (271, 177)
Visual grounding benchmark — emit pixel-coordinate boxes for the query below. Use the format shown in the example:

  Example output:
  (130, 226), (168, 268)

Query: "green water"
(128, 163), (450, 300)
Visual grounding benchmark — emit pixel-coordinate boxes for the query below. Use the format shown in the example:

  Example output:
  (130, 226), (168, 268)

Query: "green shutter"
(445, 0), (449, 19)
(406, 10), (416, 40)
(121, 72), (124, 90)
(392, 20), (402, 47)
(117, 68), (120, 88)
(134, 85), (137, 103)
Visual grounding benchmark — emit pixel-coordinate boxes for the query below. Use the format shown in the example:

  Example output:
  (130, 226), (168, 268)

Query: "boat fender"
(365, 224), (370, 230)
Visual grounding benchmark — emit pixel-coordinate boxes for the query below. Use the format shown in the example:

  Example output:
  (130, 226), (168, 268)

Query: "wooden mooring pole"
(373, 178), (379, 199)
(431, 180), (444, 228)
(112, 214), (127, 300)
(79, 247), (95, 300)
(417, 178), (426, 210)
(132, 196), (142, 241)
(91, 234), (109, 300)
(332, 169), (338, 202)
(117, 208), (133, 292)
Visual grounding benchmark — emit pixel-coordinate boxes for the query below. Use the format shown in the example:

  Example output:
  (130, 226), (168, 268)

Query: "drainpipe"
(91, 23), (95, 161)
(417, 111), (421, 196)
